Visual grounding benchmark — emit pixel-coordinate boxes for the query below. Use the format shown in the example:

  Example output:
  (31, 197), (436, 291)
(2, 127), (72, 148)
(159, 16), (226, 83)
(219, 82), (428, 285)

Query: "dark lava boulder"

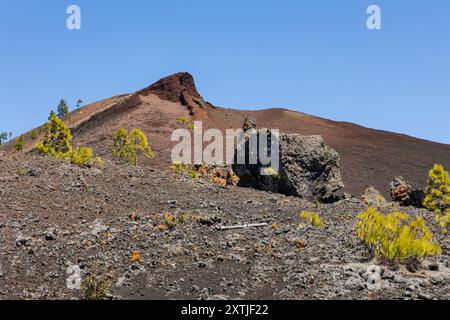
(232, 122), (344, 201)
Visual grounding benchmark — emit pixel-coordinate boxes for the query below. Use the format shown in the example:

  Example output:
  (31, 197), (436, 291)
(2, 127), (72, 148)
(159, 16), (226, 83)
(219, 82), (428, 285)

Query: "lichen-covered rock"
(194, 163), (239, 186)
(232, 126), (344, 201)
(389, 176), (424, 207)
(390, 177), (412, 203)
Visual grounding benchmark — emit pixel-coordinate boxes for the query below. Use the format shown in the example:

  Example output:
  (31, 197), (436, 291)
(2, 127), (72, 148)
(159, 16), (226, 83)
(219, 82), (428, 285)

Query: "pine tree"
(57, 99), (69, 118)
(37, 111), (73, 158)
(112, 128), (154, 166)
(76, 99), (83, 109)
(0, 132), (8, 145)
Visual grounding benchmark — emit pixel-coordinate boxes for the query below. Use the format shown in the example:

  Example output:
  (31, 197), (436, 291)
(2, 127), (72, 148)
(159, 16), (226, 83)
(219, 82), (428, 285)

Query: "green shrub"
(14, 135), (25, 153)
(129, 129), (154, 158)
(36, 112), (102, 168)
(262, 167), (280, 178)
(436, 212), (450, 233)
(299, 211), (325, 228)
(190, 170), (199, 179)
(83, 276), (108, 300)
(355, 207), (441, 264)
(70, 147), (103, 167)
(112, 128), (154, 166)
(70, 147), (93, 166)
(31, 129), (38, 140)
(169, 160), (188, 172)
(37, 111), (73, 158)
(178, 116), (195, 130)
(423, 164), (450, 215)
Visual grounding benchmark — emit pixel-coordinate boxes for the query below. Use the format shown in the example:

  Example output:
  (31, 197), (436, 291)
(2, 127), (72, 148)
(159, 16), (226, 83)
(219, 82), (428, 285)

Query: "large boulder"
(232, 121), (344, 201)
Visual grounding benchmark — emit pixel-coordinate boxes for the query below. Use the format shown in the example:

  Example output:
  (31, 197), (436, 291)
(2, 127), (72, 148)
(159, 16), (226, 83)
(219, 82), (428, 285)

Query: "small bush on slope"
(70, 147), (104, 168)
(178, 116), (195, 129)
(355, 207), (441, 264)
(169, 160), (188, 172)
(112, 128), (155, 166)
(423, 164), (450, 214)
(423, 164), (450, 233)
(299, 211), (325, 228)
(14, 135), (24, 153)
(83, 276), (108, 300)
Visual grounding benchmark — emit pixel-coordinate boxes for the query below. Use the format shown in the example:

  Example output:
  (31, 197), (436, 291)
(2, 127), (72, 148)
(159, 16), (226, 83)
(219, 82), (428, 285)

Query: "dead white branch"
(216, 223), (268, 231)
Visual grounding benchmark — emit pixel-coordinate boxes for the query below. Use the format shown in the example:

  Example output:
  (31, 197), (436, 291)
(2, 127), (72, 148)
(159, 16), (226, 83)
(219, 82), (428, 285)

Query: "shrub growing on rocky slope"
(70, 147), (103, 167)
(423, 165), (450, 233)
(169, 160), (188, 172)
(14, 135), (24, 153)
(37, 111), (73, 158)
(31, 129), (38, 140)
(83, 276), (108, 300)
(37, 112), (102, 167)
(423, 164), (450, 214)
(178, 116), (195, 129)
(112, 128), (155, 166)
(355, 207), (441, 264)
(299, 211), (325, 228)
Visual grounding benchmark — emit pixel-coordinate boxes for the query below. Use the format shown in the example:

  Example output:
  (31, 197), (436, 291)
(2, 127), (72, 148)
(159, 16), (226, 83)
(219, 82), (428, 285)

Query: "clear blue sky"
(1, 0), (449, 144)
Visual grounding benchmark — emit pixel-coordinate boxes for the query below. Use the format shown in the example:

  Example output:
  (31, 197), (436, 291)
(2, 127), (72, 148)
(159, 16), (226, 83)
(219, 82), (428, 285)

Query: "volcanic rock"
(242, 116), (257, 132)
(362, 186), (388, 207)
(389, 176), (425, 207)
(232, 125), (344, 201)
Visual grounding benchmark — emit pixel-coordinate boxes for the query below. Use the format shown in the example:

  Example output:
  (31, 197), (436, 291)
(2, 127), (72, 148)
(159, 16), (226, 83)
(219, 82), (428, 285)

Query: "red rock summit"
(139, 72), (213, 118)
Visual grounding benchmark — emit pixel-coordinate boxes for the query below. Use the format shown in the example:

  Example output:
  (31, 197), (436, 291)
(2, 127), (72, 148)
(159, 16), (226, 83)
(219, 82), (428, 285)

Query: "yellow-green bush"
(129, 129), (154, 158)
(70, 147), (103, 168)
(112, 128), (155, 166)
(169, 160), (188, 172)
(178, 116), (195, 129)
(299, 211), (325, 228)
(37, 111), (72, 158)
(71, 147), (93, 166)
(436, 212), (450, 233)
(423, 164), (450, 214)
(262, 167), (280, 178)
(355, 207), (441, 264)
(14, 135), (24, 153)
(83, 276), (108, 300)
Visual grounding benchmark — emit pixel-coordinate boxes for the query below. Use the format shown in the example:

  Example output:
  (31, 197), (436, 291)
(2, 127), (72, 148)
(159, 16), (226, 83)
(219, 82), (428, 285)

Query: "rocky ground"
(0, 154), (449, 300)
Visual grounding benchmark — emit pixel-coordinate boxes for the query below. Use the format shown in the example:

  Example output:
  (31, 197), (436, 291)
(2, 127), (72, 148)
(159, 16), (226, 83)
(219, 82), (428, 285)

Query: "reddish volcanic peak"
(139, 72), (212, 117)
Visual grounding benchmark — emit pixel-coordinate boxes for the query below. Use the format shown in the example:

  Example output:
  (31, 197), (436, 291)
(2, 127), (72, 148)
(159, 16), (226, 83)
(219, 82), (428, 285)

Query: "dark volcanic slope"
(1, 72), (449, 197)
(1, 155), (449, 300)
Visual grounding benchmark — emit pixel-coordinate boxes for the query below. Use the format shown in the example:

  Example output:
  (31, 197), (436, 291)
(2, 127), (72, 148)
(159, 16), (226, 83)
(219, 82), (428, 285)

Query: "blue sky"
(1, 0), (449, 144)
